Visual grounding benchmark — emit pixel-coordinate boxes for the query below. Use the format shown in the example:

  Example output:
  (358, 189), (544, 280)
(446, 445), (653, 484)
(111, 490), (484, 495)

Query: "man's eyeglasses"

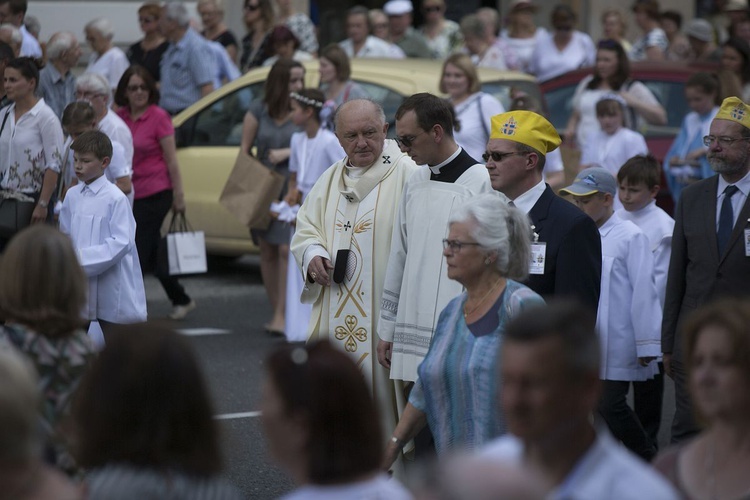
(702, 135), (750, 147)
(244, 3), (260, 11)
(442, 239), (482, 253)
(395, 130), (426, 148)
(482, 151), (525, 163)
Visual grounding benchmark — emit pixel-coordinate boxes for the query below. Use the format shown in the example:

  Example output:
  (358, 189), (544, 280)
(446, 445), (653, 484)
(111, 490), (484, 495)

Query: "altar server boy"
(59, 131), (147, 336)
(561, 166), (662, 462)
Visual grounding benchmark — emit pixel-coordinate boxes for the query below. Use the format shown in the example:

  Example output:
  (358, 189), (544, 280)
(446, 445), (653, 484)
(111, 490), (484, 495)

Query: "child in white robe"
(59, 131), (147, 339)
(283, 89), (345, 342)
(561, 166), (662, 462)
(580, 94), (648, 210)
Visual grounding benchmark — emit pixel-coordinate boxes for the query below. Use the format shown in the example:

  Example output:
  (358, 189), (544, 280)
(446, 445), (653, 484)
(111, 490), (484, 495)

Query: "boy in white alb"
(615, 155), (673, 451)
(59, 131), (147, 338)
(561, 166), (662, 462)
(580, 94), (648, 210)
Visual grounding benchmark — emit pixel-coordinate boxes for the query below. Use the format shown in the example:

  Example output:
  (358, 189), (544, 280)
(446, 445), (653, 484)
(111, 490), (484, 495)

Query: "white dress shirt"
(716, 169), (750, 229)
(99, 109), (134, 170)
(86, 46), (130, 91)
(339, 36), (405, 59)
(59, 175), (147, 324)
(510, 179), (546, 214)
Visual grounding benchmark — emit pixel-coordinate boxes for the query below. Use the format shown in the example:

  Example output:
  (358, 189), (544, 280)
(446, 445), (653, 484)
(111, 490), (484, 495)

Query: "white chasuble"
(291, 140), (419, 460)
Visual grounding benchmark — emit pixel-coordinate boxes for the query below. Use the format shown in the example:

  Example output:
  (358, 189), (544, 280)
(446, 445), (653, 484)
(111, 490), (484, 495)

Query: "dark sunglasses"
(127, 84), (149, 92)
(482, 151), (525, 162)
(244, 3), (260, 11)
(597, 39), (622, 50)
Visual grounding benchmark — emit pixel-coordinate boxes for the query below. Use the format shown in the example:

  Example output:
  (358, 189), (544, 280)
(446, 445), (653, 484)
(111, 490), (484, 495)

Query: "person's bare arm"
(160, 135), (186, 213)
(115, 175), (132, 195)
(199, 82), (214, 97)
(240, 111), (259, 155)
(382, 403), (427, 471)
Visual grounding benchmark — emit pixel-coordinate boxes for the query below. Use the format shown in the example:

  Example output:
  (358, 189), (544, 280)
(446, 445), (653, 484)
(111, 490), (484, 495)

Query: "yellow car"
(173, 58), (541, 256)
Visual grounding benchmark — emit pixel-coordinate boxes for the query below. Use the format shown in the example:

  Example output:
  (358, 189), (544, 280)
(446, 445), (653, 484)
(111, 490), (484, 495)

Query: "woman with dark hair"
(115, 65), (194, 320)
(0, 225), (95, 474)
(654, 299), (750, 499)
(71, 324), (242, 498)
(384, 193), (544, 468)
(240, 0), (274, 72)
(528, 5), (595, 83)
(262, 25), (313, 67)
(240, 59), (304, 335)
(630, 0), (667, 61)
(0, 57), (64, 250)
(564, 39), (666, 149)
(127, 3), (169, 83)
(719, 36), (750, 102)
(262, 341), (412, 498)
(318, 44), (368, 108)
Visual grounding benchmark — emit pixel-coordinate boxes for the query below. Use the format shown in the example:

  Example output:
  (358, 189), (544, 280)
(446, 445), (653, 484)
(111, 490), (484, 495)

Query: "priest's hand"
(308, 256), (334, 286)
(377, 340), (392, 369)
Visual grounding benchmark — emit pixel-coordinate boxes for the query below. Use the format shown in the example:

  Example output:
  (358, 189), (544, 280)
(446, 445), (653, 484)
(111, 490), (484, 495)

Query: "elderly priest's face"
(335, 100), (389, 168)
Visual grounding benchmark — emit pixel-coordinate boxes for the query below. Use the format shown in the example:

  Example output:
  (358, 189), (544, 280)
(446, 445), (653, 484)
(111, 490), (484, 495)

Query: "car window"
(640, 80), (687, 132)
(541, 83), (577, 132)
(186, 82), (263, 147)
(482, 80), (544, 112)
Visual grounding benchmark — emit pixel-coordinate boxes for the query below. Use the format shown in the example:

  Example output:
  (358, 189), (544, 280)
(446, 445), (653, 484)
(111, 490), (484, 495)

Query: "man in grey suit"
(663, 96), (750, 443)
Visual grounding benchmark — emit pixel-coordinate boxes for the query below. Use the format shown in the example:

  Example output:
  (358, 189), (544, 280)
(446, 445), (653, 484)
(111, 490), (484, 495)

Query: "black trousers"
(598, 380), (657, 461)
(133, 190), (191, 306)
(633, 362), (664, 450)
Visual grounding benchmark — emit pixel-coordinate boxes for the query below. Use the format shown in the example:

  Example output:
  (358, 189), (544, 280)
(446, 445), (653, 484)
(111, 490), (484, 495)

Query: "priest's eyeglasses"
(442, 239), (482, 253)
(702, 135), (750, 147)
(482, 151), (525, 163)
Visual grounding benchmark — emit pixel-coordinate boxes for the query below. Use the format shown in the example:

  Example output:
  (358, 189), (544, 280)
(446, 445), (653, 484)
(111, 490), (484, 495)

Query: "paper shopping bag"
(219, 150), (285, 230)
(165, 214), (208, 275)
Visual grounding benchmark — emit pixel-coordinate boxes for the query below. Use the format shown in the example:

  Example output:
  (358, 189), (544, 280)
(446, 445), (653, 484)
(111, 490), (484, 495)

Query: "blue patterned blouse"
(409, 280), (544, 454)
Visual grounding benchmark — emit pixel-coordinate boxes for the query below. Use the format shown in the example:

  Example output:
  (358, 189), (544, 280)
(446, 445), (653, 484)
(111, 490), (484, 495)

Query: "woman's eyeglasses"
(481, 151), (525, 163)
(442, 239), (482, 253)
(244, 3), (260, 11)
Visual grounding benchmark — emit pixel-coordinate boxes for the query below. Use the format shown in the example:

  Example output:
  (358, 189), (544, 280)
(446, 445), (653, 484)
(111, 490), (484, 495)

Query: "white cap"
(383, 0), (413, 16)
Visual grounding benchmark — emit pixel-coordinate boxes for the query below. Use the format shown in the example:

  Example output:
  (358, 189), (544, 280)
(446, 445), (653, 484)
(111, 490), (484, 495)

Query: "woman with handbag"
(114, 65), (194, 320)
(0, 57), (64, 252)
(240, 59), (303, 335)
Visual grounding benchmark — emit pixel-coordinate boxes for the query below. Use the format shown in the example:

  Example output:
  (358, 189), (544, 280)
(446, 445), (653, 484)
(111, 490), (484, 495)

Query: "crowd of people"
(1, 0), (750, 498)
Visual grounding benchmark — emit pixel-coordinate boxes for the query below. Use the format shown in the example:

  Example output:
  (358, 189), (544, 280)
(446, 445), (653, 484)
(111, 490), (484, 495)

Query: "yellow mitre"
(489, 110), (561, 155)
(715, 96), (750, 129)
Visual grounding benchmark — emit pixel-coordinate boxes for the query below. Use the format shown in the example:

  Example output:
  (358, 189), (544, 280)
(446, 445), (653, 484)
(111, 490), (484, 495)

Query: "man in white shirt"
(339, 5), (404, 59)
(0, 0), (41, 57)
(481, 301), (679, 500)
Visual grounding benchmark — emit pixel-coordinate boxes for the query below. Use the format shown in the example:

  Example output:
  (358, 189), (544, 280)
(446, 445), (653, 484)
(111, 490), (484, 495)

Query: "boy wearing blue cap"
(561, 166), (662, 461)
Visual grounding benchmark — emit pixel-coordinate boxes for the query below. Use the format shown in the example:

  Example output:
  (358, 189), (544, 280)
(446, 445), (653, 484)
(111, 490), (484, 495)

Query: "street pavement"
(143, 255), (677, 499)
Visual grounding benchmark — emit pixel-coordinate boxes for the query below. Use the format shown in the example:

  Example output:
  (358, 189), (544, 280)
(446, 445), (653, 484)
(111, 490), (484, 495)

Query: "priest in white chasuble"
(291, 99), (419, 457)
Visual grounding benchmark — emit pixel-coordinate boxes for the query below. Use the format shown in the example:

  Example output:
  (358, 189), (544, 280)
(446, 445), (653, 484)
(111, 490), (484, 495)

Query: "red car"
(541, 61), (719, 214)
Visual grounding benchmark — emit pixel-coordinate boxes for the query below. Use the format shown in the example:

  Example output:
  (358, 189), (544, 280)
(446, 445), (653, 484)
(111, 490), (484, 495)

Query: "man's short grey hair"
(76, 72), (110, 102)
(448, 192), (532, 281)
(23, 14), (39, 38)
(459, 14), (485, 39)
(516, 142), (547, 171)
(333, 98), (385, 131)
(46, 31), (76, 61)
(0, 23), (22, 46)
(163, 1), (191, 28)
(85, 17), (114, 40)
(0, 348), (40, 462)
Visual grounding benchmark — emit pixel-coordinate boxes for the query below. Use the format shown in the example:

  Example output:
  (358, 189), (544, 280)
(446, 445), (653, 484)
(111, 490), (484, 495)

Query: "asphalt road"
(143, 255), (677, 499)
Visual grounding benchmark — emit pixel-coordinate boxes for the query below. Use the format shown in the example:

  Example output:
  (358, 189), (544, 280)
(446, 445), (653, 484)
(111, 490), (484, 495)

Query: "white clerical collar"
(511, 179), (546, 214)
(428, 146), (461, 174)
(345, 162), (367, 179)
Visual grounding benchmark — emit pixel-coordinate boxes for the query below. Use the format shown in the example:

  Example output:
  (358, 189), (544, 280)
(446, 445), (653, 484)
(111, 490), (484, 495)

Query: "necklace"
(463, 278), (503, 319)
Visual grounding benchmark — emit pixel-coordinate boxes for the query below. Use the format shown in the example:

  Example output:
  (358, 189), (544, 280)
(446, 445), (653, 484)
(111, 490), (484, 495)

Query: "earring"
(484, 258), (491, 265)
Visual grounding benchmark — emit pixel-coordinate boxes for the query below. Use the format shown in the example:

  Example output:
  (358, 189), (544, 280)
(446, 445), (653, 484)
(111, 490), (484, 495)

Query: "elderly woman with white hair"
(383, 192), (544, 469)
(84, 17), (129, 93)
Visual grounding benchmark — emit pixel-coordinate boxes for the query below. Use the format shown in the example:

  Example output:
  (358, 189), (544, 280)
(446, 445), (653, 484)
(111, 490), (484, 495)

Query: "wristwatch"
(37, 199), (48, 208)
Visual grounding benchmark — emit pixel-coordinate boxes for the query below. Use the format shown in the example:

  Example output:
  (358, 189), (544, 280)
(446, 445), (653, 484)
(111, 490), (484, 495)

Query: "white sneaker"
(169, 300), (196, 320)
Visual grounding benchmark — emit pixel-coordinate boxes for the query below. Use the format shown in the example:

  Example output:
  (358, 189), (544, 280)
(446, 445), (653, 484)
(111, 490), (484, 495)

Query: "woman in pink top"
(115, 65), (194, 320)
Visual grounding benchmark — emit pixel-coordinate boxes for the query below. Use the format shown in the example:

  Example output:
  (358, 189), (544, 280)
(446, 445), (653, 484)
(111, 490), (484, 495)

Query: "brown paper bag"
(219, 150), (285, 230)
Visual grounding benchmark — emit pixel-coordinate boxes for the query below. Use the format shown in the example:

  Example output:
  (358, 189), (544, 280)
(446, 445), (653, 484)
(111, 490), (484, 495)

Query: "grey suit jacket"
(662, 175), (750, 354)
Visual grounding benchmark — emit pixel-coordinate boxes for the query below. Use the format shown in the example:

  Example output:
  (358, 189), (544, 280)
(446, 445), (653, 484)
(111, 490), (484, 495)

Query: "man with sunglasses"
(377, 93), (491, 392)
(485, 110), (601, 313)
(291, 99), (418, 472)
(663, 96), (750, 444)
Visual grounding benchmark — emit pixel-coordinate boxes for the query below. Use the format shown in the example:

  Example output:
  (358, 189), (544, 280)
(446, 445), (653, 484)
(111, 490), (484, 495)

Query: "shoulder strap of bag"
(0, 107), (10, 138)
(622, 79), (639, 130)
(476, 94), (490, 139)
